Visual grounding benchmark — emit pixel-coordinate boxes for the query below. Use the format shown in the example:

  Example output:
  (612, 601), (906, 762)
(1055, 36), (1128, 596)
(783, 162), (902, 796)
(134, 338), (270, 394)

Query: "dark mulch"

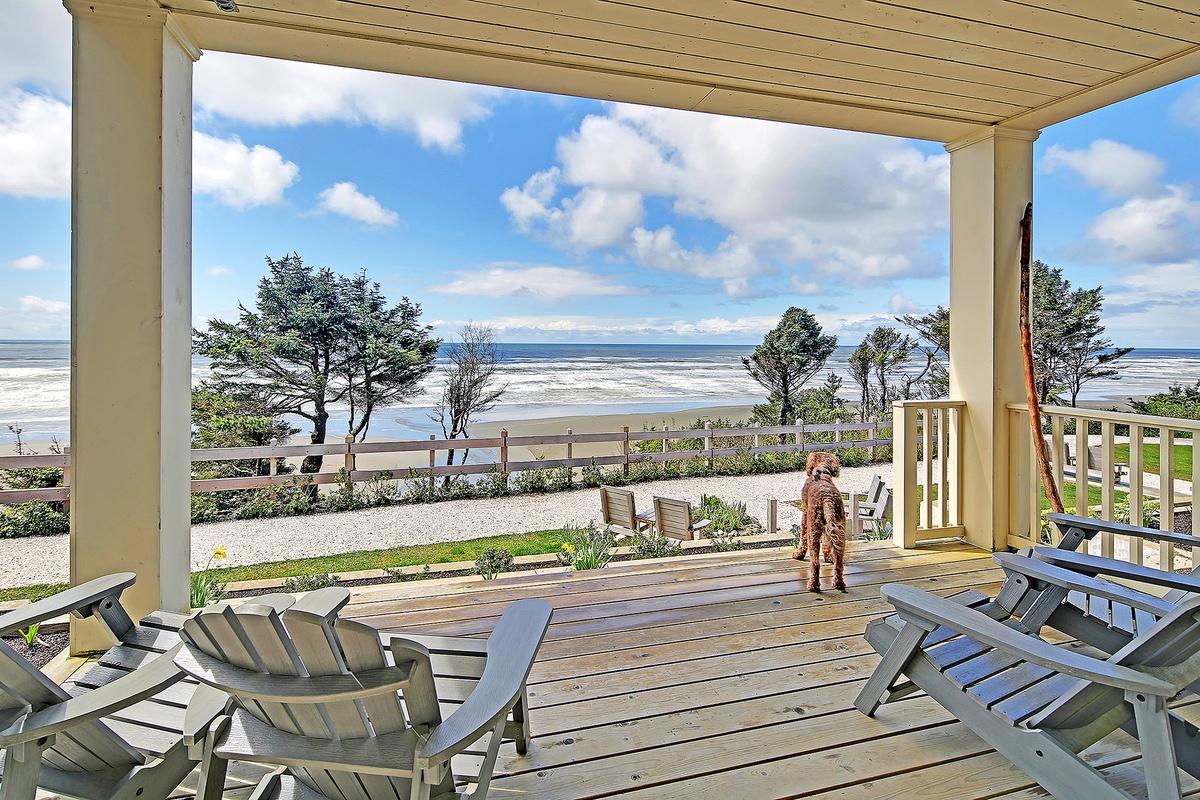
(3, 630), (70, 670)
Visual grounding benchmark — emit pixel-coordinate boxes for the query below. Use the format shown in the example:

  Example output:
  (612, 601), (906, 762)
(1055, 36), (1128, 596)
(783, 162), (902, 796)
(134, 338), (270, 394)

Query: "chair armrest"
(417, 599), (552, 766)
(184, 683), (232, 750)
(0, 643), (183, 747)
(1033, 547), (1200, 595)
(881, 584), (1176, 696)
(0, 573), (136, 636)
(693, 519), (712, 532)
(1047, 513), (1200, 550)
(994, 552), (1176, 617)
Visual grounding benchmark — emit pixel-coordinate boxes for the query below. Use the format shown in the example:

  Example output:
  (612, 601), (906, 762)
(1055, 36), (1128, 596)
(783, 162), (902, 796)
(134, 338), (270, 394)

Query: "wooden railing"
(892, 400), (965, 547)
(0, 419), (892, 504)
(1007, 403), (1199, 572)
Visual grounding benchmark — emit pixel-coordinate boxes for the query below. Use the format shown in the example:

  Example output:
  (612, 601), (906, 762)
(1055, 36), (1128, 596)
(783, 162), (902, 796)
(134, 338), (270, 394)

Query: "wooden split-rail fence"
(0, 419), (891, 507)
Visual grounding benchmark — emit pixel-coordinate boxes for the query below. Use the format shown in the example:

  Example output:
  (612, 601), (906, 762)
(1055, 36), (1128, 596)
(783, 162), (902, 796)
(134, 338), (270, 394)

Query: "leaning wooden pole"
(1019, 202), (1064, 514)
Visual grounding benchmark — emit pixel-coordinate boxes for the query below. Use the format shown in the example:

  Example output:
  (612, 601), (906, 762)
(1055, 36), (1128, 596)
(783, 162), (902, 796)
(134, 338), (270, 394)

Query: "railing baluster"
(1161, 427), (1175, 572)
(1101, 421), (1116, 560)
(921, 409), (933, 530)
(1050, 413), (1064, 545)
(1074, 416), (1088, 521)
(936, 407), (948, 528)
(1029, 410), (1040, 544)
(1128, 423), (1144, 565)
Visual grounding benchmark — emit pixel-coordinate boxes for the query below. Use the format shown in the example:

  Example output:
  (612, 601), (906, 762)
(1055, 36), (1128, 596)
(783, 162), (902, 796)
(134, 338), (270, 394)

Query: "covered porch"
(63, 2), (1200, 638)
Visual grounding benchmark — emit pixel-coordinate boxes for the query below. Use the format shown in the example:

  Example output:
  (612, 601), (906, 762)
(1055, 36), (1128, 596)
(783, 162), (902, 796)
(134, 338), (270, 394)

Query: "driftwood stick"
(1019, 202), (1064, 515)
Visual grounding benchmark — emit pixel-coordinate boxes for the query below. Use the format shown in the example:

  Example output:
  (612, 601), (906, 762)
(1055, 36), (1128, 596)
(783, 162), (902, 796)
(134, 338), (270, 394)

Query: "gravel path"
(0, 467), (887, 586)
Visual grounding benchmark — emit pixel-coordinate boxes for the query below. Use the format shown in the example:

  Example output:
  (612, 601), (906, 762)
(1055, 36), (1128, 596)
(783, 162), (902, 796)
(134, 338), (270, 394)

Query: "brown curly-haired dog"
(792, 451), (848, 592)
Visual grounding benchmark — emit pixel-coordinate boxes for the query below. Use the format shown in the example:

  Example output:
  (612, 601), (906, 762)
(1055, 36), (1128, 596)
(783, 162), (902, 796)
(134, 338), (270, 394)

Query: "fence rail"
(1007, 403), (1199, 573)
(0, 419), (892, 505)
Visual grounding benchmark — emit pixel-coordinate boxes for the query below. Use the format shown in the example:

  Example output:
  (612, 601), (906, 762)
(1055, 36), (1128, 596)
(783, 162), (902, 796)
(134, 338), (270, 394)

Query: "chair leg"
(855, 620), (931, 716)
(511, 688), (532, 755)
(1, 741), (44, 800)
(1127, 691), (1183, 800)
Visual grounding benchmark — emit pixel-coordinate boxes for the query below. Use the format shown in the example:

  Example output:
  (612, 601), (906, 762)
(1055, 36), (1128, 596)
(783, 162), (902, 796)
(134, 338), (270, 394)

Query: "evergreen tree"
(743, 307), (838, 438)
(195, 253), (439, 473)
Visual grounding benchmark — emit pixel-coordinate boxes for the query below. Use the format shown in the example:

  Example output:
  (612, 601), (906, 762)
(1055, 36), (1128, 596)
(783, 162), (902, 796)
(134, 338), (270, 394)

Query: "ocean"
(2, 340), (1199, 443)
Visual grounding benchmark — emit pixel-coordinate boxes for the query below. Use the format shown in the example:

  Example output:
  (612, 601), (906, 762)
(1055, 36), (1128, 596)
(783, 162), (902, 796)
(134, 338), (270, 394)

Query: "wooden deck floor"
(329, 539), (1194, 800)
(55, 539), (1200, 799)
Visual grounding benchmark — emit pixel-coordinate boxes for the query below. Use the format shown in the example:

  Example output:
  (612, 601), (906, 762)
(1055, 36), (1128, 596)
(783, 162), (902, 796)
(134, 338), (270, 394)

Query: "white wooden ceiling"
(161, 0), (1200, 142)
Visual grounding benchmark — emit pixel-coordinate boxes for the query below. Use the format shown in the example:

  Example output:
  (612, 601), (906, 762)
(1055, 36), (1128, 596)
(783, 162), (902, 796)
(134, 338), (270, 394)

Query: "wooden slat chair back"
(0, 574), (194, 800)
(652, 496), (711, 541)
(859, 577), (1200, 799)
(1087, 445), (1130, 483)
(176, 588), (553, 800)
(599, 486), (644, 533)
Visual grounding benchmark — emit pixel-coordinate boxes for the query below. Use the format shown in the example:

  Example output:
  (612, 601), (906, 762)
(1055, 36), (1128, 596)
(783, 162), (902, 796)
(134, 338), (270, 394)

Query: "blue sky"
(3, 1), (1200, 347)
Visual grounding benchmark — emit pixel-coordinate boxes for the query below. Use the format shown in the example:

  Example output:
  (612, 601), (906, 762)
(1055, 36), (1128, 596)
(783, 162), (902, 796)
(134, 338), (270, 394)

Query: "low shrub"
(580, 458), (603, 488)
(190, 493), (220, 524)
(0, 501), (70, 538)
(442, 476), (479, 501)
(707, 528), (745, 552)
(474, 547), (516, 580)
(403, 473), (440, 503)
(233, 479), (313, 520)
(548, 464), (574, 492)
(281, 573), (339, 592)
(512, 467), (549, 494)
(362, 471), (399, 506)
(629, 531), (683, 560)
(478, 467), (510, 498)
(325, 468), (364, 512)
(697, 494), (753, 531)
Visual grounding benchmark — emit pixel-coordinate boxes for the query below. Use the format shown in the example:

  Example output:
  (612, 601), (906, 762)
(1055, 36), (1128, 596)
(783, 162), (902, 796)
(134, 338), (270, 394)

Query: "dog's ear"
(805, 452), (818, 478)
(826, 453), (841, 478)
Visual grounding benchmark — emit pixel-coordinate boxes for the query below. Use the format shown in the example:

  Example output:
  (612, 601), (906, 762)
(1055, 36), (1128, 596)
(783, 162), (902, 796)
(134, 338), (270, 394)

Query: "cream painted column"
(67, 1), (197, 649)
(945, 128), (1038, 552)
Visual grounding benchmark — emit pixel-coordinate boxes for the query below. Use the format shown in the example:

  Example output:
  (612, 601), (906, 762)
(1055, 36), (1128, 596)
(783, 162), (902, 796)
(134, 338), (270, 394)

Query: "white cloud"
(0, 0), (71, 95)
(1040, 140), (1165, 198)
(1102, 263), (1200, 345)
(8, 255), (55, 270)
(193, 132), (299, 209)
(1085, 186), (1200, 264)
(888, 293), (921, 314)
(1170, 83), (1200, 130)
(206, 265), (233, 277)
(432, 265), (638, 300)
(442, 313), (781, 339)
(0, 295), (70, 336)
(502, 104), (949, 295)
(0, 89), (70, 198)
(317, 182), (399, 227)
(194, 53), (503, 151)
(789, 277), (822, 295)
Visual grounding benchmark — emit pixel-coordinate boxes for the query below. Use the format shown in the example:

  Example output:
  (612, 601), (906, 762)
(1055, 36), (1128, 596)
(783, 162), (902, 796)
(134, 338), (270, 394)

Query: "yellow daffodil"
(561, 543), (575, 554)
(213, 546), (227, 559)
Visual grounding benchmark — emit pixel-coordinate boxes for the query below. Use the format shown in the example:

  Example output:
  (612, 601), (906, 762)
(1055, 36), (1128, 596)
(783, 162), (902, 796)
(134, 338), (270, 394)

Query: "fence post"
(834, 425), (841, 444)
(768, 497), (777, 536)
(62, 445), (71, 513)
(797, 418), (805, 453)
(345, 434), (355, 475)
(622, 425), (630, 476)
(868, 417), (877, 462)
(269, 457), (278, 476)
(663, 425), (669, 455)
(500, 428), (509, 474)
(705, 422), (714, 469)
(566, 428), (573, 461)
(428, 434), (436, 492)
(754, 422), (761, 449)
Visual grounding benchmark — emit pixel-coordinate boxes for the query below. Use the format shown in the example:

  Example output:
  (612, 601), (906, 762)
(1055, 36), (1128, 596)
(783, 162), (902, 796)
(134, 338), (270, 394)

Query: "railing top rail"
(0, 454), (69, 468)
(893, 400), (965, 409)
(1006, 402), (1200, 433)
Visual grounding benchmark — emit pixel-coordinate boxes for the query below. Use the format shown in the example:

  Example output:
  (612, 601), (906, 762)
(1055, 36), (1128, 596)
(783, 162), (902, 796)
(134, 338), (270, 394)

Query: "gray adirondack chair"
(860, 579), (1200, 799)
(174, 587), (552, 800)
(653, 496), (711, 540)
(0, 574), (197, 800)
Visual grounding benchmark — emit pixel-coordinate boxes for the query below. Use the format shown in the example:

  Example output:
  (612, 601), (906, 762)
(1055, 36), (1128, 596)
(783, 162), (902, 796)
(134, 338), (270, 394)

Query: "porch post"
(945, 128), (1038, 551)
(67, 1), (197, 649)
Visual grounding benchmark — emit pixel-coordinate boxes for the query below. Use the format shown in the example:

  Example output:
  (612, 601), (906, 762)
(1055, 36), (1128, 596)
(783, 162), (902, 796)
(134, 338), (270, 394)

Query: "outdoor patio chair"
(858, 579), (1200, 799)
(0, 574), (201, 800)
(174, 587), (552, 800)
(599, 485), (654, 535)
(652, 496), (711, 541)
(1043, 435), (1076, 469)
(1087, 444), (1130, 483)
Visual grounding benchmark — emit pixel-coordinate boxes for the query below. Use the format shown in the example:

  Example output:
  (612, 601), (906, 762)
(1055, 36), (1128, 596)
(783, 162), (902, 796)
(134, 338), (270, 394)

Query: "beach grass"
(1113, 443), (1193, 481)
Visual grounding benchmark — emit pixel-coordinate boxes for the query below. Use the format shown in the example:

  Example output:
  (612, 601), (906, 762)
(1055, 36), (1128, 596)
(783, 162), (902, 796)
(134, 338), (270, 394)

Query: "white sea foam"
(3, 341), (1198, 443)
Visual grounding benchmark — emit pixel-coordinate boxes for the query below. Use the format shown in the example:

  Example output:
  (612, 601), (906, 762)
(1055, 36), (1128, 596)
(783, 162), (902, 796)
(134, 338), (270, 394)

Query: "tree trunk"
(301, 407), (328, 474)
(778, 380), (792, 446)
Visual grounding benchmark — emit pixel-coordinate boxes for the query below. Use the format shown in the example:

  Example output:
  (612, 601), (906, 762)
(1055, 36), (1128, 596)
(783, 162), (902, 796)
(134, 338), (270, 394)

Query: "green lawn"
(1113, 442), (1193, 481)
(917, 480), (1109, 513)
(0, 529), (573, 603)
